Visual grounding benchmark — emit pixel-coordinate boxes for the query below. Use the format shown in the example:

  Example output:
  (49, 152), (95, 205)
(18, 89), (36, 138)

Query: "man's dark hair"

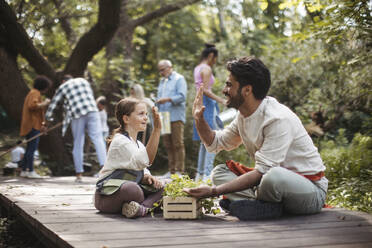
(62, 74), (73, 82)
(33, 75), (52, 91)
(226, 56), (271, 100)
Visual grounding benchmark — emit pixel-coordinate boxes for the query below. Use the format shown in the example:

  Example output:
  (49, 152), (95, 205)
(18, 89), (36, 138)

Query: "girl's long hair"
(106, 98), (140, 148)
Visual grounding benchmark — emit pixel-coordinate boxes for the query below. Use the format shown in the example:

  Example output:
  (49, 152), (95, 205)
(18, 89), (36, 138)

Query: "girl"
(193, 43), (226, 181)
(94, 98), (162, 218)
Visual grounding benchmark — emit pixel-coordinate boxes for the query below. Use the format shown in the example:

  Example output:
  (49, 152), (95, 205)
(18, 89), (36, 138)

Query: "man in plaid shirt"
(45, 75), (106, 183)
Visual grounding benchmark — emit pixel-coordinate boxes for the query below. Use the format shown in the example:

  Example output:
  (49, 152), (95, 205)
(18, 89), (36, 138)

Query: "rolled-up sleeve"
(45, 87), (63, 121)
(27, 93), (41, 111)
(170, 77), (187, 105)
(206, 117), (242, 153)
(254, 119), (293, 174)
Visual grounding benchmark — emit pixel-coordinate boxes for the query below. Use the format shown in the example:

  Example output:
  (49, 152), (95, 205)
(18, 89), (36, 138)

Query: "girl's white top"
(98, 133), (151, 180)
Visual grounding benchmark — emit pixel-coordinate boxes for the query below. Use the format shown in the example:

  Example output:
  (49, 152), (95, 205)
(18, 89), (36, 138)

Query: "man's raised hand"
(193, 84), (206, 121)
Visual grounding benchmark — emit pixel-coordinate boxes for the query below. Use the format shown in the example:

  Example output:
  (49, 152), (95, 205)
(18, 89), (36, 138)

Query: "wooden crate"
(163, 196), (202, 219)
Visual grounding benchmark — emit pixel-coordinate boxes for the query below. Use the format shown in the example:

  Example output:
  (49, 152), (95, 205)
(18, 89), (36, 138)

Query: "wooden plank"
(67, 226), (372, 248)
(59, 221), (372, 241)
(144, 241), (372, 248)
(303, 243), (372, 248)
(18, 204), (95, 211)
(165, 204), (195, 211)
(44, 218), (372, 234)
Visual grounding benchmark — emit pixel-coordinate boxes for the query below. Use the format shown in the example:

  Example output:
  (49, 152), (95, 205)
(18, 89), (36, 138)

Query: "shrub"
(321, 130), (372, 213)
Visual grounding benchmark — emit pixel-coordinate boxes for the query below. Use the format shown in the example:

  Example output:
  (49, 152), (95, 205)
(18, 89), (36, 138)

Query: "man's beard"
(226, 89), (244, 109)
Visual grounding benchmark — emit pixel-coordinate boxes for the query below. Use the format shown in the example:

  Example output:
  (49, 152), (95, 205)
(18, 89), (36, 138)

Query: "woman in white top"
(96, 96), (109, 142)
(94, 97), (162, 218)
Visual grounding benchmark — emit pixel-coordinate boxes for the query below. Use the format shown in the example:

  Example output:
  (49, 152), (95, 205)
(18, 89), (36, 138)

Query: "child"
(96, 96), (109, 143)
(4, 141), (25, 176)
(12, 141), (25, 168)
(94, 98), (162, 218)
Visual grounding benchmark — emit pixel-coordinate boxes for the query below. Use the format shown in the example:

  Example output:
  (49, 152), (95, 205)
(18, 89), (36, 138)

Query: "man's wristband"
(211, 186), (219, 197)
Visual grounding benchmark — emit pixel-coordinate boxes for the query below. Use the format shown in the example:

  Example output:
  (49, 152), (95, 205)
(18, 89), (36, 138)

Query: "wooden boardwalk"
(0, 176), (372, 248)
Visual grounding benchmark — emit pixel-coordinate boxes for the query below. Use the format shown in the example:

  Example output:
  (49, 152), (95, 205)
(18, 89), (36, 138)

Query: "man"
(185, 56), (327, 220)
(45, 75), (106, 183)
(20, 75), (51, 178)
(156, 60), (187, 177)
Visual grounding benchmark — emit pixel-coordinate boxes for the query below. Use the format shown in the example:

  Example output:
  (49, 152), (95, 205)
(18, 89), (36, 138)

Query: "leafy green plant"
(162, 174), (221, 215)
(321, 130), (372, 213)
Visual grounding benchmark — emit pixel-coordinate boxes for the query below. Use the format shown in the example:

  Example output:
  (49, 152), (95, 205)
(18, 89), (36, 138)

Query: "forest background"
(0, 0), (371, 213)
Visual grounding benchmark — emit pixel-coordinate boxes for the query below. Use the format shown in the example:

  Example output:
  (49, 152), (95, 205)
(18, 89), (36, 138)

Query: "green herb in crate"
(162, 174), (221, 215)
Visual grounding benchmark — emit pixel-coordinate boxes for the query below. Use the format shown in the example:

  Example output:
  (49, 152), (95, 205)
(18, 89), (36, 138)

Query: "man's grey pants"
(212, 164), (327, 214)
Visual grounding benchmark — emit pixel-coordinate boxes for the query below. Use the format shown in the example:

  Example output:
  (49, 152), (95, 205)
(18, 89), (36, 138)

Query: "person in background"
(193, 43), (226, 182)
(45, 75), (106, 183)
(4, 141), (25, 174)
(156, 60), (187, 178)
(96, 96), (109, 144)
(129, 84), (155, 144)
(185, 56), (327, 221)
(12, 141), (25, 168)
(94, 98), (163, 218)
(20, 75), (51, 178)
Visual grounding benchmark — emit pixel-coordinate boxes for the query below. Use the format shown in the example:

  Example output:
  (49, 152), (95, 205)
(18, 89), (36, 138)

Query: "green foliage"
(214, 147), (254, 169)
(163, 174), (220, 215)
(321, 130), (372, 213)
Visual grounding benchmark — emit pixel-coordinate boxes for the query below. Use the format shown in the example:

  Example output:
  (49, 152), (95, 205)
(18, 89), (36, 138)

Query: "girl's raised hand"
(152, 106), (161, 130)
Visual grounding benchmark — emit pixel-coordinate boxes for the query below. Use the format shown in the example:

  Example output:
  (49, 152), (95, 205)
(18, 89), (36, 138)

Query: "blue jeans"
(71, 112), (106, 173)
(22, 128), (40, 172)
(196, 143), (216, 177)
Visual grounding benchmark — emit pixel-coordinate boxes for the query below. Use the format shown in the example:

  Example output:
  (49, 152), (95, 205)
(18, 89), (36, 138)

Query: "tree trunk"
(64, 0), (121, 76)
(119, 24), (134, 80)
(0, 47), (28, 122)
(52, 0), (76, 45)
(216, 0), (228, 40)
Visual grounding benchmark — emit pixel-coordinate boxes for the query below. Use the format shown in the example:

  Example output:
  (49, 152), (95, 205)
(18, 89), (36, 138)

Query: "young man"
(45, 75), (106, 183)
(185, 56), (327, 220)
(156, 60), (187, 177)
